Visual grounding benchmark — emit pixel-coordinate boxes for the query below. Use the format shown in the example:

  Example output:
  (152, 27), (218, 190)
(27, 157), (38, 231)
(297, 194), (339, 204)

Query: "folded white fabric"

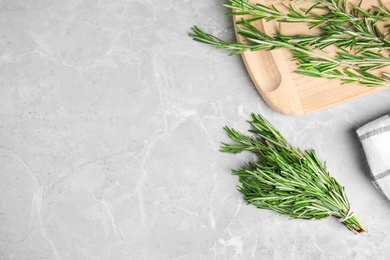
(356, 114), (390, 200)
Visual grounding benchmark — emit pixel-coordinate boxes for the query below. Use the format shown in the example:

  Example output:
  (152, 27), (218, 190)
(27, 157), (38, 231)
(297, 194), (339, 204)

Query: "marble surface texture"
(2, 0), (390, 259)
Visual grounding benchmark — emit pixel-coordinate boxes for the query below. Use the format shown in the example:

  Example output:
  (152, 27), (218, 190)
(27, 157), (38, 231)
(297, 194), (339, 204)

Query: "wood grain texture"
(234, 0), (389, 115)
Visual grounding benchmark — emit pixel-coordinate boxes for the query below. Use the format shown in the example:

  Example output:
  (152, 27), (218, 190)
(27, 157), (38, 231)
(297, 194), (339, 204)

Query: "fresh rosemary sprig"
(221, 113), (368, 234)
(189, 0), (390, 87)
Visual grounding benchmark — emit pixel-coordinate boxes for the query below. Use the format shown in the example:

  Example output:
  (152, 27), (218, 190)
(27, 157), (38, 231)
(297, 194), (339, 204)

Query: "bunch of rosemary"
(221, 113), (367, 234)
(190, 0), (390, 87)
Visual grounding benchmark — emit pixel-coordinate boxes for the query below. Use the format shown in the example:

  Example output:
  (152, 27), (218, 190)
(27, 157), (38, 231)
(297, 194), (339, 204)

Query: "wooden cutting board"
(233, 0), (389, 115)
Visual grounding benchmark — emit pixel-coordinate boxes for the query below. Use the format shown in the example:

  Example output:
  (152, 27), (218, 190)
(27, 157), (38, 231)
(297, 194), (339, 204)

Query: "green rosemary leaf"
(221, 113), (368, 234)
(304, 2), (322, 15)
(295, 70), (323, 78)
(344, 69), (359, 78)
(350, 3), (373, 17)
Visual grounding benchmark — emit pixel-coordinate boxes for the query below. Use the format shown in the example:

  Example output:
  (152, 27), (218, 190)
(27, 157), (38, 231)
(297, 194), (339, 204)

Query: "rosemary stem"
(341, 215), (368, 234)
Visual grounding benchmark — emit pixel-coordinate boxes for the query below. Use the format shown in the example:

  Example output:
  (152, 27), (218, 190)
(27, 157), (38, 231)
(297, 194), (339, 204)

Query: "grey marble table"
(1, 0), (390, 259)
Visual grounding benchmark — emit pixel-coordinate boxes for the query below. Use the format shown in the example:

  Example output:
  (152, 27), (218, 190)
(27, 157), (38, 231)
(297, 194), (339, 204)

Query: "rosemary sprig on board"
(221, 114), (367, 234)
(189, 0), (390, 87)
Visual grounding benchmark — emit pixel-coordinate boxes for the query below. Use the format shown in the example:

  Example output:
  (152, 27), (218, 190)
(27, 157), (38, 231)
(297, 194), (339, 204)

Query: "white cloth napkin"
(356, 114), (390, 200)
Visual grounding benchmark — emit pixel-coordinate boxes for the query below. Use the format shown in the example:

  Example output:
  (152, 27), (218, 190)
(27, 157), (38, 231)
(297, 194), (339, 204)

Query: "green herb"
(189, 0), (390, 87)
(221, 113), (367, 234)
